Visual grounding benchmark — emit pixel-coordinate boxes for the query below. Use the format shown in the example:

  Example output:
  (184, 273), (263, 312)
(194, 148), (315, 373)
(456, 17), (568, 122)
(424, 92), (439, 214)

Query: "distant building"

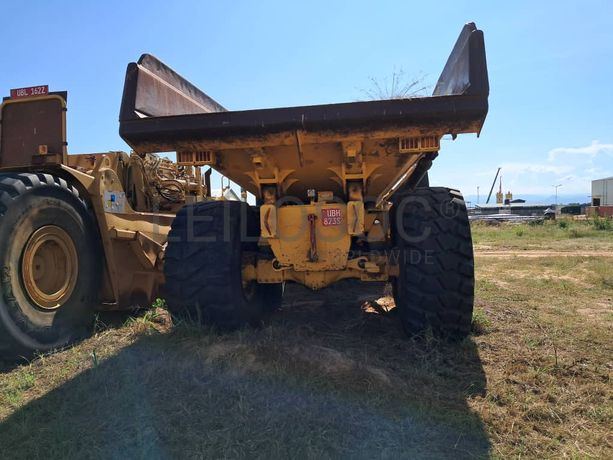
(589, 177), (613, 217)
(592, 177), (613, 206)
(470, 203), (551, 217)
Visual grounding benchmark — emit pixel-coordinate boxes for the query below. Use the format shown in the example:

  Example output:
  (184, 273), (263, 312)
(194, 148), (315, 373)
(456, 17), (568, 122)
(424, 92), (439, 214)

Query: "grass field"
(472, 216), (613, 252)
(0, 220), (611, 459)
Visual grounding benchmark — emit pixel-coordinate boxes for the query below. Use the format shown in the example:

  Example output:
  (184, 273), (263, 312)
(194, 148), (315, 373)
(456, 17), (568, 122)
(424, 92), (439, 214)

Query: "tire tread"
(392, 187), (474, 339)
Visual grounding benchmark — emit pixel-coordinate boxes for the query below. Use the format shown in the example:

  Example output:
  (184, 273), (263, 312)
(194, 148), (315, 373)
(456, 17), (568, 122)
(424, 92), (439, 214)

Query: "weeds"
(123, 299), (172, 335)
(568, 228), (585, 238)
(592, 216), (612, 231)
(1, 365), (36, 406)
(471, 308), (490, 335)
(151, 297), (167, 309)
(90, 350), (99, 368)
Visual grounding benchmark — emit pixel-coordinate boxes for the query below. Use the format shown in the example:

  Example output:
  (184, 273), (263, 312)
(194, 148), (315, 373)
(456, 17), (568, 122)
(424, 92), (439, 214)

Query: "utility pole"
(486, 167), (501, 204)
(477, 186), (480, 204)
(552, 184), (562, 206)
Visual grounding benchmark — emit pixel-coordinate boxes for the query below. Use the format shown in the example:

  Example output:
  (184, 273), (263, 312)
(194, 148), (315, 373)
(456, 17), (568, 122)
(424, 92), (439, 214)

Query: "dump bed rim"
(119, 93), (488, 150)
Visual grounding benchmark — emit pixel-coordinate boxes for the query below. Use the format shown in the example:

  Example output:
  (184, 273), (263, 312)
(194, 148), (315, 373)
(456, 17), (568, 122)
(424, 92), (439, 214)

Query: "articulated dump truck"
(0, 23), (488, 358)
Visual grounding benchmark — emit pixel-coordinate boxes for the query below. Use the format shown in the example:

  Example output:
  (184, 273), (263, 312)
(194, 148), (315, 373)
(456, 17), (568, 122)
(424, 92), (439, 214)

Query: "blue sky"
(2, 0), (611, 204)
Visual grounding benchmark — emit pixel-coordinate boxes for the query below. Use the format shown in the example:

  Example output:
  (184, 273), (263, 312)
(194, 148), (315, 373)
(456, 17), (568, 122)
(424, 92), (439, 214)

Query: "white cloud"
(548, 140), (613, 161)
(485, 142), (613, 195)
(434, 139), (613, 199)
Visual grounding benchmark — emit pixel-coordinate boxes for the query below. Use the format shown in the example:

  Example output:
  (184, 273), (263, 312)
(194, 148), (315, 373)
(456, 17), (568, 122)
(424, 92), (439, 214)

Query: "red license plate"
(10, 85), (49, 99)
(321, 208), (342, 226)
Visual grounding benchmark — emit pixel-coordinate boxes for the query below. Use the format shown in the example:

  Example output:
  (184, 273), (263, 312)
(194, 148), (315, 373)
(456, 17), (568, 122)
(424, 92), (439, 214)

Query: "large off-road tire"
(391, 187), (474, 339)
(0, 173), (101, 359)
(164, 201), (282, 328)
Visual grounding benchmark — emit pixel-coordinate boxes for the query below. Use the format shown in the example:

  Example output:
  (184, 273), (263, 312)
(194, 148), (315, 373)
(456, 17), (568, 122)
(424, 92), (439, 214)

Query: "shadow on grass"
(0, 282), (490, 459)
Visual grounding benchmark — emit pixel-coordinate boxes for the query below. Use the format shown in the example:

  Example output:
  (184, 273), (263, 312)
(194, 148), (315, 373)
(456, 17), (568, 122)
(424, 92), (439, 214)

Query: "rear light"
(399, 136), (440, 153)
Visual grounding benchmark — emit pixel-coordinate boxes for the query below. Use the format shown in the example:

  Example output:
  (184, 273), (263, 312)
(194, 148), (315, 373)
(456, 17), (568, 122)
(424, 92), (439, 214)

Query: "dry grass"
(472, 217), (613, 252)
(0, 291), (489, 459)
(473, 255), (612, 458)
(0, 224), (611, 459)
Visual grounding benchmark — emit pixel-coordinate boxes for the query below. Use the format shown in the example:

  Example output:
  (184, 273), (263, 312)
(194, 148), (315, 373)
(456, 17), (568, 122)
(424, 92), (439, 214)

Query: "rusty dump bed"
(119, 23), (488, 201)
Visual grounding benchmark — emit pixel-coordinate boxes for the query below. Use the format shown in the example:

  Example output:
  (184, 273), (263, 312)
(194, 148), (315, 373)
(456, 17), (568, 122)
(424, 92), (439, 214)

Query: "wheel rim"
(21, 226), (78, 310)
